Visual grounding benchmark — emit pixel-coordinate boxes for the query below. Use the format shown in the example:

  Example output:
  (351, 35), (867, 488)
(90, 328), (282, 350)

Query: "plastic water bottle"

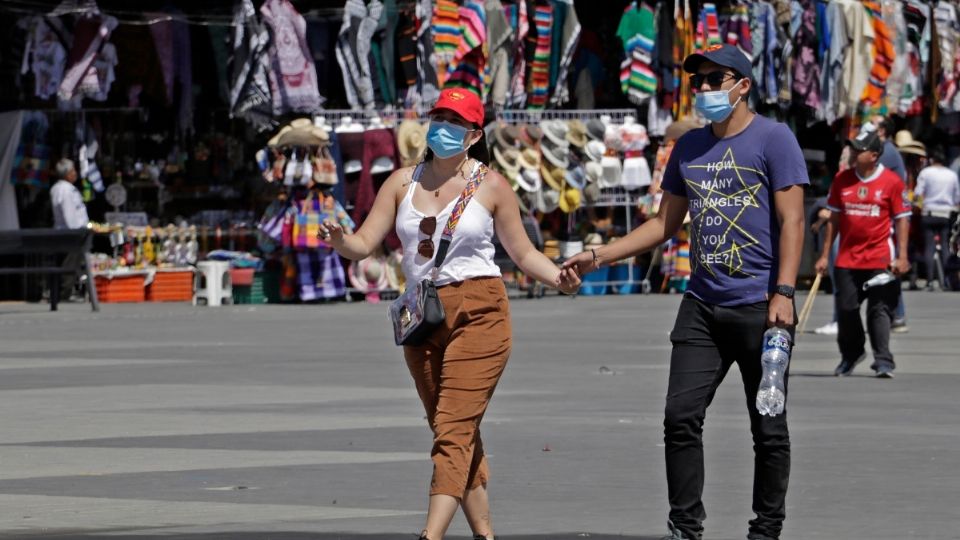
(862, 271), (896, 291)
(756, 327), (792, 417)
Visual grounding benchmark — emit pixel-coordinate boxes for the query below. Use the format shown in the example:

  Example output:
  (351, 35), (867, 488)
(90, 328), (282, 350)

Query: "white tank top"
(396, 163), (501, 286)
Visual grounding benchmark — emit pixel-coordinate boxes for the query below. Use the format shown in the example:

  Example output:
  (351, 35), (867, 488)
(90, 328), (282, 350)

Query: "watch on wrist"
(775, 284), (795, 299)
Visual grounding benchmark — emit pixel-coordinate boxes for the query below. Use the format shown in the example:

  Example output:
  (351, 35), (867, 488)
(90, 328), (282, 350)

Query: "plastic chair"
(194, 261), (233, 306)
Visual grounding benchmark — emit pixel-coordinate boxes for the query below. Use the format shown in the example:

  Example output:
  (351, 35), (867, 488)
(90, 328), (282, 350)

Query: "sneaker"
(891, 318), (909, 333)
(660, 520), (694, 540)
(814, 321), (838, 335)
(876, 366), (895, 379)
(834, 353), (867, 376)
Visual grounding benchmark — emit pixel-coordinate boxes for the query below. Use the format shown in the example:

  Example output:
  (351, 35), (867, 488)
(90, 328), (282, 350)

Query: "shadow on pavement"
(10, 533), (669, 540)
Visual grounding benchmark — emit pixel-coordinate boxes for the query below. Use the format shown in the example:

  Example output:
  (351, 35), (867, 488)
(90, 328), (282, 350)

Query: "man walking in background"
(816, 131), (911, 378)
(914, 146), (960, 290)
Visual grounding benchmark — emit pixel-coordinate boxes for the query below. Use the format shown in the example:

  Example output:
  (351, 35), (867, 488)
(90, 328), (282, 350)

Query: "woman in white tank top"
(319, 89), (580, 540)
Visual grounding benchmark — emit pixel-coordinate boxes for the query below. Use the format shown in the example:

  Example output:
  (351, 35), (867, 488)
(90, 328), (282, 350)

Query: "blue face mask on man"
(694, 78), (743, 123)
(426, 120), (472, 159)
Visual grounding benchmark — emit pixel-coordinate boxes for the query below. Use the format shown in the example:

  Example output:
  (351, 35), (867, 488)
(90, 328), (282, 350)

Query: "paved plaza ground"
(0, 290), (957, 540)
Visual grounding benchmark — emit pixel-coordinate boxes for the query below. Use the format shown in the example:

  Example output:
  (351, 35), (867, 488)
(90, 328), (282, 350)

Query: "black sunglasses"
(690, 71), (740, 90)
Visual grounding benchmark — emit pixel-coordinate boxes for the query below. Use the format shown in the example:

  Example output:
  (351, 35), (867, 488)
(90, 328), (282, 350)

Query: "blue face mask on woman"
(427, 120), (471, 159)
(694, 79), (743, 123)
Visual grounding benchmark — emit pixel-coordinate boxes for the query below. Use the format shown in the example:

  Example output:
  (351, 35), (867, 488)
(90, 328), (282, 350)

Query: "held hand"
(767, 294), (795, 328)
(556, 267), (582, 295)
(561, 250), (598, 277)
(890, 256), (910, 277)
(814, 256), (829, 276)
(317, 220), (344, 247)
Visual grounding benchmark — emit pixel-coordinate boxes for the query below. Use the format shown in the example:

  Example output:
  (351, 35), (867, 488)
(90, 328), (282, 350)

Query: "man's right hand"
(814, 255), (829, 276)
(561, 251), (598, 277)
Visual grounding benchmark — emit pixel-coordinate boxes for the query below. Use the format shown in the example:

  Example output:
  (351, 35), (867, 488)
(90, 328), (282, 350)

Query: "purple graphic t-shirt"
(661, 115), (809, 306)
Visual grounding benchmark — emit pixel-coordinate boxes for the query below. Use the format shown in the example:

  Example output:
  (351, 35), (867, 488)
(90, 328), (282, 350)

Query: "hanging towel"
(617, 2), (657, 105)
(228, 0), (274, 130)
(527, 1), (553, 109)
(261, 0), (323, 114)
(861, 1), (895, 111)
(549, 1), (581, 107)
(335, 0), (380, 109)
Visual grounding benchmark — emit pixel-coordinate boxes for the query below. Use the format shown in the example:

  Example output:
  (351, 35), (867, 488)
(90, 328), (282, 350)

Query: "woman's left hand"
(557, 267), (582, 295)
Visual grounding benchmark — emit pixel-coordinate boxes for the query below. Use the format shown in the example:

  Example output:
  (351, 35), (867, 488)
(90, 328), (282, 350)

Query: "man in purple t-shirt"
(564, 44), (808, 540)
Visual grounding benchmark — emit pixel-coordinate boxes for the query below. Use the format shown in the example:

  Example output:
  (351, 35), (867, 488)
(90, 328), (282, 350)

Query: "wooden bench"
(0, 229), (100, 312)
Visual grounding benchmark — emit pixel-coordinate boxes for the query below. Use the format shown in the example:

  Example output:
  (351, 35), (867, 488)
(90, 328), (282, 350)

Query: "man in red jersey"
(815, 130), (911, 378)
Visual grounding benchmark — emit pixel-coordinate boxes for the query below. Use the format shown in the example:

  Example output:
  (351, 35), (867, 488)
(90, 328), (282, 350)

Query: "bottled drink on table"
(756, 327), (792, 417)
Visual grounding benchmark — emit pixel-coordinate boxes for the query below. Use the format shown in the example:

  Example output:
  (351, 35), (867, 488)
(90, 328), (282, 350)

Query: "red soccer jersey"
(827, 166), (912, 270)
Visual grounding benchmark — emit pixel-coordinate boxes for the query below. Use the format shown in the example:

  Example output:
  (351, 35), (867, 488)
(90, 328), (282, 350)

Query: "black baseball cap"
(847, 130), (882, 153)
(683, 44), (754, 80)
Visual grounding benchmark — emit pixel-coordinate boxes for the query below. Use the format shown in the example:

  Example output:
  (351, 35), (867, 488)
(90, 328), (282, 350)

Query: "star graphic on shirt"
(682, 148), (763, 278)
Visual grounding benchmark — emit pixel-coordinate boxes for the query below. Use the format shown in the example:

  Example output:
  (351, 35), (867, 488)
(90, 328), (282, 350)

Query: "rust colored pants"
(403, 277), (512, 498)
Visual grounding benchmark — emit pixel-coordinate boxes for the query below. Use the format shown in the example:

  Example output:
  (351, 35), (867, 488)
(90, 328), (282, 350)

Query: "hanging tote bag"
(292, 193), (323, 250)
(389, 163), (488, 346)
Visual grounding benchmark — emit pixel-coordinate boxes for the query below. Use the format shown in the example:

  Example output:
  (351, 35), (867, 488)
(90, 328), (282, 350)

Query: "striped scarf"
(527, 2), (553, 109)
(432, 0), (461, 85)
(674, 0), (695, 119)
(619, 3), (657, 104)
(861, 1), (895, 109)
(696, 3), (721, 50)
(446, 0), (486, 97)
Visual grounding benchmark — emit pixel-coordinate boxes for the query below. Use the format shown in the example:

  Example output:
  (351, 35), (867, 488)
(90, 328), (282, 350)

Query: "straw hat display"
(534, 183), (560, 213)
(665, 117), (702, 142)
(493, 146), (522, 181)
(519, 124), (544, 147)
(584, 139), (605, 163)
(541, 131), (570, 169)
(271, 118), (329, 147)
(542, 239), (561, 259)
(586, 118), (606, 142)
(384, 250), (406, 293)
(566, 119), (588, 148)
(558, 180), (582, 214)
(894, 130), (927, 157)
(540, 162), (566, 192)
(348, 256), (389, 303)
(398, 120), (428, 166)
(584, 232), (604, 252)
(516, 166), (543, 192)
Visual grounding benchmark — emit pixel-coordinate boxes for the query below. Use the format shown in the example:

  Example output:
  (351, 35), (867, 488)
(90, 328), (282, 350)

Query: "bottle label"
(763, 331), (791, 356)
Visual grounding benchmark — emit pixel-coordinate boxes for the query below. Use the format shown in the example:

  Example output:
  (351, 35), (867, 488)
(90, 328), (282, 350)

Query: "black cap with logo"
(847, 130), (883, 153)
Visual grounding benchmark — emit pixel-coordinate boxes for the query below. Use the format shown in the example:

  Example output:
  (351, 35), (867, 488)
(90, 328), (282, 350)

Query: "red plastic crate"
(146, 270), (195, 302)
(94, 274), (146, 303)
(230, 268), (254, 286)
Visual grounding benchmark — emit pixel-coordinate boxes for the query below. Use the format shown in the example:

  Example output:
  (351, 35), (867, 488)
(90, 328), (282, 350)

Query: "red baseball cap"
(429, 88), (484, 126)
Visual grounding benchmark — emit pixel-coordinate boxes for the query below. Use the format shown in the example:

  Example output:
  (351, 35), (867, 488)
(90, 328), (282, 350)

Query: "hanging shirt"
(261, 0), (324, 114)
(50, 180), (89, 230)
(882, 0), (909, 114)
(486, 0), (514, 107)
(792, 0), (821, 111)
(861, 1), (895, 111)
(827, 165), (911, 270)
(20, 17), (67, 101)
(836, 0), (874, 119)
(58, 14), (118, 103)
(617, 2), (657, 105)
(934, 1), (960, 112)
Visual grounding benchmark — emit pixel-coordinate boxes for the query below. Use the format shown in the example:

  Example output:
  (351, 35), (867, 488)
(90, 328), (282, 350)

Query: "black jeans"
(834, 267), (899, 371)
(921, 215), (951, 283)
(665, 295), (792, 540)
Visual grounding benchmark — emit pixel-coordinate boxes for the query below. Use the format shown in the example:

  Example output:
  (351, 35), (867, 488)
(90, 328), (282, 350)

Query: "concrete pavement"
(0, 290), (957, 540)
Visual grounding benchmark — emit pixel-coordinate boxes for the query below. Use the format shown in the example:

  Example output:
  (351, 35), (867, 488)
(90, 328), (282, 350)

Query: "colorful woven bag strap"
(433, 161), (489, 270)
